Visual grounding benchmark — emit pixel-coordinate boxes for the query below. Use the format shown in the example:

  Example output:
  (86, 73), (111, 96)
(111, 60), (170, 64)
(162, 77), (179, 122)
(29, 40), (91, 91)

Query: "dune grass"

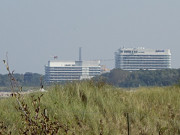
(0, 81), (180, 134)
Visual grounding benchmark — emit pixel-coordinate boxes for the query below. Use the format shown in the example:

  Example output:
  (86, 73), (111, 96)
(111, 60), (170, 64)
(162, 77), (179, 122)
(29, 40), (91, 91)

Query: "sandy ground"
(0, 89), (46, 97)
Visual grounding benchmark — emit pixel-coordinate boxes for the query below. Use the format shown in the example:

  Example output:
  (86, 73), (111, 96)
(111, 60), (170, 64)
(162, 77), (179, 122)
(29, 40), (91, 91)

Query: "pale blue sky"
(0, 0), (180, 74)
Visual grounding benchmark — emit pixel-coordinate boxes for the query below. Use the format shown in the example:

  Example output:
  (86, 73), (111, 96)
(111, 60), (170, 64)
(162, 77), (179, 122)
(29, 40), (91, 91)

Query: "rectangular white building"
(115, 47), (171, 70)
(45, 60), (101, 83)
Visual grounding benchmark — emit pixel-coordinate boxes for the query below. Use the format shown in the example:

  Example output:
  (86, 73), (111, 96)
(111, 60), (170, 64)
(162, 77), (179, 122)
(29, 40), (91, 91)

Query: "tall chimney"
(79, 47), (82, 61)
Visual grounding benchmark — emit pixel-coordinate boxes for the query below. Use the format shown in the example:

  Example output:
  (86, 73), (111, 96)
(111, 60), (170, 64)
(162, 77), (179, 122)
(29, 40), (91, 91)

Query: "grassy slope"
(0, 81), (180, 134)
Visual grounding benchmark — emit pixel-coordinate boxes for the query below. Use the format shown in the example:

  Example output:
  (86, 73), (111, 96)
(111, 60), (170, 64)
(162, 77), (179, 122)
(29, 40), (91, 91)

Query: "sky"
(0, 0), (180, 74)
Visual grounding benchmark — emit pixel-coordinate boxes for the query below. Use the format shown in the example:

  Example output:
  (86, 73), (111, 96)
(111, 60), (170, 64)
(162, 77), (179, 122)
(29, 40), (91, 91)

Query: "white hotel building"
(45, 60), (101, 83)
(115, 47), (171, 70)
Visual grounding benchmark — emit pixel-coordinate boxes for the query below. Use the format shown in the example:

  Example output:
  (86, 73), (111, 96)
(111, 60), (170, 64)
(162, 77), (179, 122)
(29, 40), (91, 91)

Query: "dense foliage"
(1, 68), (180, 88)
(0, 82), (180, 134)
(0, 73), (42, 87)
(95, 68), (180, 87)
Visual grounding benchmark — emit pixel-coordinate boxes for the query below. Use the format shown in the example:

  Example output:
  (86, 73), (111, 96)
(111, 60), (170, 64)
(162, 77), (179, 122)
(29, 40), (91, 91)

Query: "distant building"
(45, 60), (101, 83)
(115, 47), (171, 70)
(45, 48), (101, 83)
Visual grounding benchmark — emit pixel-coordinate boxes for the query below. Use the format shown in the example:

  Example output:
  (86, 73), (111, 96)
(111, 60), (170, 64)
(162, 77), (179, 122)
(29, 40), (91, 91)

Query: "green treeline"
(0, 73), (42, 87)
(1, 69), (180, 87)
(95, 68), (180, 87)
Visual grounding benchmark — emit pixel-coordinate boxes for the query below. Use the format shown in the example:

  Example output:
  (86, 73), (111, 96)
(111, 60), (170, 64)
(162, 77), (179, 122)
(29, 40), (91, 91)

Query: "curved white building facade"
(115, 47), (171, 70)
